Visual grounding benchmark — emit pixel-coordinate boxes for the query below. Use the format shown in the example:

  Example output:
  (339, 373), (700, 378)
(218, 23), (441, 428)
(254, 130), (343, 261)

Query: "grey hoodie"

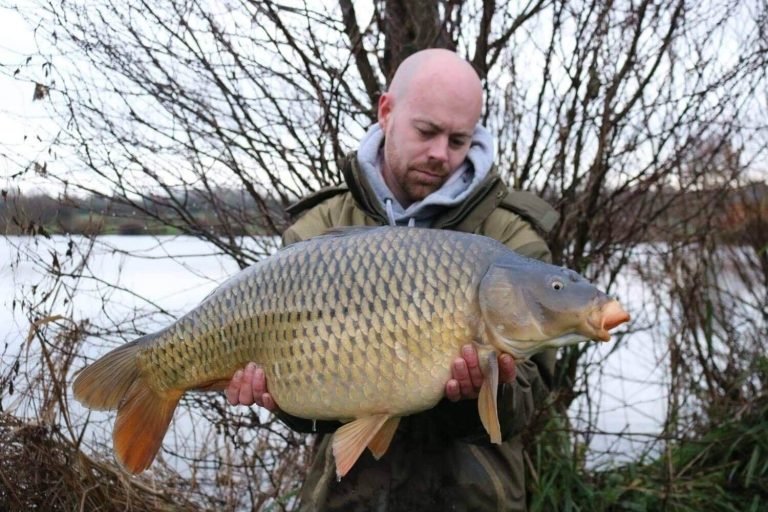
(356, 123), (495, 227)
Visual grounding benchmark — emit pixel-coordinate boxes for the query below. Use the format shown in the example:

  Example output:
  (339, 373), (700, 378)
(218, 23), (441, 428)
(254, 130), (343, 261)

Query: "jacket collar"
(341, 152), (509, 232)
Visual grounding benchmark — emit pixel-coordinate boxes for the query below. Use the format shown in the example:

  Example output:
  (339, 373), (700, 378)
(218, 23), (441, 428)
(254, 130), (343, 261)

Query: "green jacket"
(280, 154), (559, 512)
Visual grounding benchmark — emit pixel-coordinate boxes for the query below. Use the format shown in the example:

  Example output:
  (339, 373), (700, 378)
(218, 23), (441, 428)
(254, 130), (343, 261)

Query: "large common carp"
(73, 226), (629, 477)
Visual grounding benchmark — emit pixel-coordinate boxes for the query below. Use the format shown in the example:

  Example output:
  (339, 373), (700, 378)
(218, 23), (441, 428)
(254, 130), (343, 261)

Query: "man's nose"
(426, 136), (450, 163)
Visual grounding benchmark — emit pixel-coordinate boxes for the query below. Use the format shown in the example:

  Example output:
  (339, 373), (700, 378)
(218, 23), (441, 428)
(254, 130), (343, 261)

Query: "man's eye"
(450, 138), (467, 148)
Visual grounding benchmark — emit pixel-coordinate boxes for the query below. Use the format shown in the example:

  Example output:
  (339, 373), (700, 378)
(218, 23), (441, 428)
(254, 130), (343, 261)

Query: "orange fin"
(73, 339), (143, 410)
(114, 383), (181, 473)
(478, 351), (501, 444)
(73, 336), (180, 473)
(332, 414), (390, 478)
(367, 416), (400, 459)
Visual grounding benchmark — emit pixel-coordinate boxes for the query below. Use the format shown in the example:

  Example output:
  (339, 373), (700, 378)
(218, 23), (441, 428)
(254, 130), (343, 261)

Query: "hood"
(355, 123), (496, 227)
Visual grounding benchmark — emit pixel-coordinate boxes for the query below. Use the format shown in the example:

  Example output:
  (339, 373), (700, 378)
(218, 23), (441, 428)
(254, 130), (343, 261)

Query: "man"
(227, 48), (558, 511)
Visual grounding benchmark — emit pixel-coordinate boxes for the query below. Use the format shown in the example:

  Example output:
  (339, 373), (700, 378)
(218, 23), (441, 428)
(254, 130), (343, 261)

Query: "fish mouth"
(587, 300), (630, 341)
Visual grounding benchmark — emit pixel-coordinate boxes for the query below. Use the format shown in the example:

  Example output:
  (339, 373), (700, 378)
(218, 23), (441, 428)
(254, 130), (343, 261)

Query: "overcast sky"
(0, 3), (56, 190)
(1, 1), (764, 195)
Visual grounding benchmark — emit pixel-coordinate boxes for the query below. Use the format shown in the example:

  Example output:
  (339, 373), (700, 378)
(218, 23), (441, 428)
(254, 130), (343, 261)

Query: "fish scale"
(235, 228), (475, 418)
(73, 225), (630, 477)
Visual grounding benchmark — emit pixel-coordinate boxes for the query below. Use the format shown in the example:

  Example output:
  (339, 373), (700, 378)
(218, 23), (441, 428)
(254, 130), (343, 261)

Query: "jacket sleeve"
(275, 411), (341, 434)
(282, 197), (337, 246)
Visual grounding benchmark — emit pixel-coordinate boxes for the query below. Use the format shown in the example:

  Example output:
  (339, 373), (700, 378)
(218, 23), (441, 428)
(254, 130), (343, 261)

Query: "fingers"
(225, 362), (277, 411)
(498, 353), (516, 384)
(252, 366), (278, 412)
(239, 362), (258, 406)
(261, 393), (277, 412)
(225, 368), (243, 405)
(452, 358), (479, 400)
(448, 345), (483, 401)
(462, 345), (484, 389)
(445, 379), (461, 402)
(445, 346), (518, 401)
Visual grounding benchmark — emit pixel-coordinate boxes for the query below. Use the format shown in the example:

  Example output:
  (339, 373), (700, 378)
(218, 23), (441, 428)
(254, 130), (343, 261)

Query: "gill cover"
(478, 255), (615, 358)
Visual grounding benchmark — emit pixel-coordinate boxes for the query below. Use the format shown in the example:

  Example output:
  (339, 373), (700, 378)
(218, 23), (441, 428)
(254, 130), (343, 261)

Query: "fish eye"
(551, 279), (564, 291)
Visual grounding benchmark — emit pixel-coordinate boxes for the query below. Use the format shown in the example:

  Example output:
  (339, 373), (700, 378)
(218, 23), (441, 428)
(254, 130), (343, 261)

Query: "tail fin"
(73, 338), (181, 473)
(113, 382), (181, 472)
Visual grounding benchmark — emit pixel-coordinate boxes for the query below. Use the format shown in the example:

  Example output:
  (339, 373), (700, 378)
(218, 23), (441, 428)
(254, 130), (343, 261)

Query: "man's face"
(378, 83), (480, 206)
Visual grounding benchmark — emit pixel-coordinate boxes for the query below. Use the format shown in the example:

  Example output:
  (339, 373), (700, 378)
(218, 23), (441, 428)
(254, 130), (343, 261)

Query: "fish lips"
(587, 299), (630, 341)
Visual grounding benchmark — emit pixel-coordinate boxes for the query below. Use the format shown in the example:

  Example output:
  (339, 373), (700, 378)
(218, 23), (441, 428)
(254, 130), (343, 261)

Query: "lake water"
(0, 234), (668, 469)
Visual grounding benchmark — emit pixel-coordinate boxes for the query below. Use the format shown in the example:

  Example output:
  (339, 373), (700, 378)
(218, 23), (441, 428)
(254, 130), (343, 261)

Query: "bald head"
(388, 49), (483, 120)
(376, 49), (486, 207)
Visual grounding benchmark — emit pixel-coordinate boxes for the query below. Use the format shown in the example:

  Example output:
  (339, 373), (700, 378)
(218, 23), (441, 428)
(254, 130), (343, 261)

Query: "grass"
(527, 396), (768, 511)
(3, 397), (764, 511)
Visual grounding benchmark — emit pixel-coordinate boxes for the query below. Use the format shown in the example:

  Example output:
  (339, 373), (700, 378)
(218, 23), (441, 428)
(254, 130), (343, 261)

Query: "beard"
(402, 161), (450, 202)
(382, 136), (453, 205)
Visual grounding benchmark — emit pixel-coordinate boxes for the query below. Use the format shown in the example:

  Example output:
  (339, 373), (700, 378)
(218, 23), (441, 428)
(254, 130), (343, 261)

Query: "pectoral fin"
(478, 351), (501, 444)
(367, 416), (401, 459)
(332, 414), (390, 478)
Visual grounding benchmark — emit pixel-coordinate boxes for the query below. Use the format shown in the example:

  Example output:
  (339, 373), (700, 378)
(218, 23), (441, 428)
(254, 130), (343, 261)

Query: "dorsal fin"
(294, 226), (395, 245)
(317, 226), (383, 238)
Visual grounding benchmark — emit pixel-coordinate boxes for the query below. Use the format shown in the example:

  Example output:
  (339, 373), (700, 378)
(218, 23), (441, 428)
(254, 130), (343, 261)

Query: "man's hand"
(445, 344), (516, 402)
(225, 362), (278, 411)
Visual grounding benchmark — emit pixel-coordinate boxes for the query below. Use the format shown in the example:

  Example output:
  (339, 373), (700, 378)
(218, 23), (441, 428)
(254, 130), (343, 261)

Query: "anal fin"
(332, 414), (390, 478)
(114, 383), (181, 473)
(367, 417), (400, 459)
(478, 351), (501, 444)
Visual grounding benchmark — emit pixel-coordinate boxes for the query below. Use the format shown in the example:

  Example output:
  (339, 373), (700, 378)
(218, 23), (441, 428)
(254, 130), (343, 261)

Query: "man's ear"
(378, 93), (393, 130)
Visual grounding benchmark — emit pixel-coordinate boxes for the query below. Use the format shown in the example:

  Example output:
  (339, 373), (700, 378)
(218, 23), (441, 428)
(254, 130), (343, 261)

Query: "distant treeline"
(1, 182), (766, 244)
(612, 180), (768, 245)
(0, 188), (287, 237)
